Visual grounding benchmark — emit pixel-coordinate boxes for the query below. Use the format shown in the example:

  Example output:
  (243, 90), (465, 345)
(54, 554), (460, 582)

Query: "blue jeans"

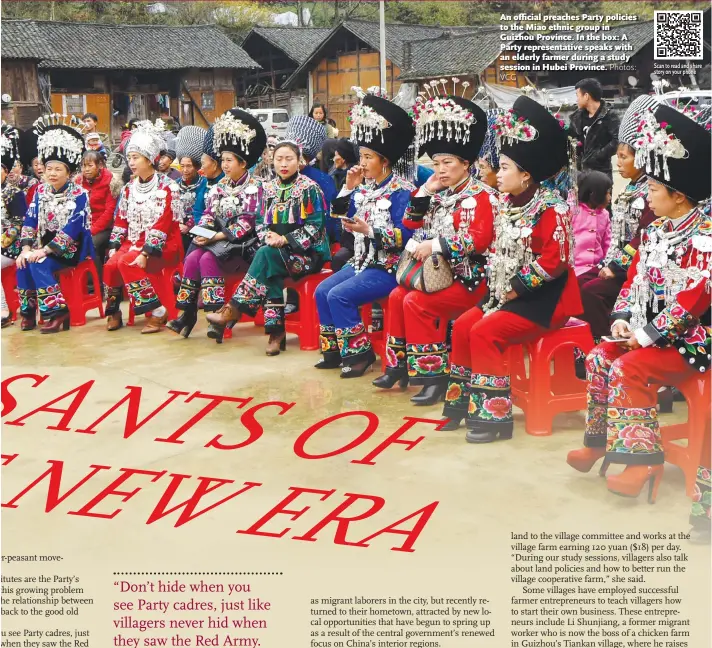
(315, 264), (397, 364)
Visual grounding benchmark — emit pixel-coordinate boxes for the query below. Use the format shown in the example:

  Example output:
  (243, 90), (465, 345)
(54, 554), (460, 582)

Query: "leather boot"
(373, 366), (408, 389)
(206, 302), (240, 327)
(465, 420), (514, 443)
(141, 312), (168, 334)
(315, 351), (341, 369)
(20, 315), (36, 331)
(438, 417), (462, 431)
(106, 312), (123, 331)
(266, 331), (287, 356)
(566, 447), (606, 474)
(410, 383), (447, 406)
(167, 306), (198, 338)
(40, 312), (70, 334)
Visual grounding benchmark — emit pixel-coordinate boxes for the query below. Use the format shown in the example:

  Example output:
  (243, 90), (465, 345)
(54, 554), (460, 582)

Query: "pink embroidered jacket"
(572, 203), (611, 276)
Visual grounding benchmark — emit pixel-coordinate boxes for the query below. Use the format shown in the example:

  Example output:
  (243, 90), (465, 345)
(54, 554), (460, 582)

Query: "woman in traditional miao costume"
(372, 79), (496, 406)
(103, 120), (183, 334)
(174, 125), (209, 253)
(314, 87), (415, 378)
(1, 122), (27, 327)
(578, 95), (659, 344)
(168, 109), (265, 341)
(15, 114), (94, 333)
(566, 103), (711, 516)
(206, 140), (330, 356)
(442, 96), (582, 441)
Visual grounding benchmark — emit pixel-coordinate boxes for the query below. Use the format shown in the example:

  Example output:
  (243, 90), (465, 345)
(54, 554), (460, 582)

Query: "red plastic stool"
(509, 317), (595, 436)
(1, 265), (20, 321)
(57, 259), (105, 326)
(127, 262), (182, 326)
(661, 372), (711, 497)
(284, 269), (332, 350)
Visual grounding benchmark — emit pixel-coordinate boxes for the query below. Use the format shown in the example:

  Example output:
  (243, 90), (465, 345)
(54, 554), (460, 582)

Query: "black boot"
(315, 351), (341, 369)
(167, 306), (198, 338)
(340, 349), (377, 378)
(373, 366), (408, 389)
(439, 416), (462, 431)
(465, 420), (514, 444)
(410, 383), (447, 406)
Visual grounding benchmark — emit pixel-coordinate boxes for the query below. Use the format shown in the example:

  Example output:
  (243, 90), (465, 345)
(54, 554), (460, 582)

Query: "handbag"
(396, 250), (453, 293)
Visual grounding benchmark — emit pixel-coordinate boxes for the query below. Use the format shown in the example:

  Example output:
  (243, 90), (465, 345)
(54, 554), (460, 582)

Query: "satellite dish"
(628, 76), (638, 87)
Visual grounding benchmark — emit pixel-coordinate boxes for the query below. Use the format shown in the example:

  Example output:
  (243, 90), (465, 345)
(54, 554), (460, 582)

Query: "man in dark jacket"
(568, 78), (620, 179)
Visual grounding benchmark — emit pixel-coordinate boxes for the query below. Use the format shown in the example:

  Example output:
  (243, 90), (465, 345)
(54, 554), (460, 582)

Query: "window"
(272, 112), (289, 124)
(63, 94), (86, 116)
(202, 91), (215, 110)
(256, 114), (268, 122)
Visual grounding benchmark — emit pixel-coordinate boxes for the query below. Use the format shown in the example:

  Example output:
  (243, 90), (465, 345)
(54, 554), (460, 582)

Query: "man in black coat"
(568, 78), (620, 180)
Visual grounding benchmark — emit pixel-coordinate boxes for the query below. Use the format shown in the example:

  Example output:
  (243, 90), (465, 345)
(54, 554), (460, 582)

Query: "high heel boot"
(315, 351), (341, 369)
(167, 306), (198, 338)
(341, 349), (376, 378)
(266, 331), (287, 356)
(40, 311), (70, 334)
(206, 303), (240, 343)
(566, 447), (607, 474)
(372, 366), (408, 389)
(606, 465), (664, 504)
(410, 383), (447, 406)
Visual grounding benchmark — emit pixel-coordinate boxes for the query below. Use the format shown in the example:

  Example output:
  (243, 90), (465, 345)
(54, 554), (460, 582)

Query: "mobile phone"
(601, 336), (629, 344)
(339, 216), (356, 223)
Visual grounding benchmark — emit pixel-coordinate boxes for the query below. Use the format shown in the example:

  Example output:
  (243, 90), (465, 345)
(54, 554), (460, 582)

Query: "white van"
(251, 108), (290, 137)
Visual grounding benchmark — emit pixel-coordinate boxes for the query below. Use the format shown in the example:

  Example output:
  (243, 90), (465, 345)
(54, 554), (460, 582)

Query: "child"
(572, 170), (612, 287)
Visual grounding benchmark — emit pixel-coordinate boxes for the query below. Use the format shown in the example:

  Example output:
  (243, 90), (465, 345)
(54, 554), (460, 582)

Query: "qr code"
(654, 11), (703, 60)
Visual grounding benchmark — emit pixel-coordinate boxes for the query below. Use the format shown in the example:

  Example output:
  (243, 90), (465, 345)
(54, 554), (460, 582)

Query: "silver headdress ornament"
(492, 110), (539, 149)
(126, 119), (167, 163)
(349, 86), (392, 145)
(213, 111), (257, 155)
(412, 77), (475, 158)
(1, 121), (21, 165)
(633, 110), (688, 182)
(33, 113), (85, 166)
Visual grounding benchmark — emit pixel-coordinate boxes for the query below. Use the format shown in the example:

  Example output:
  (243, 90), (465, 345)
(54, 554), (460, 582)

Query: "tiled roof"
(282, 19), (476, 89)
(399, 28), (503, 80)
(245, 26), (332, 64)
(1, 20), (259, 70)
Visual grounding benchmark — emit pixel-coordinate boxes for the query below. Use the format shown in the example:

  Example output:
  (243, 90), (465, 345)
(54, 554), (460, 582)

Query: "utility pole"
(379, 1), (386, 91)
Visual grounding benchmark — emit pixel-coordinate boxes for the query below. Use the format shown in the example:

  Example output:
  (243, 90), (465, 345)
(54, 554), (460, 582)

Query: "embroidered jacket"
(109, 173), (182, 257)
(402, 177), (495, 289)
(612, 210), (711, 369)
(330, 174), (415, 273)
(257, 173), (331, 261)
(1, 182), (27, 259)
(178, 174), (208, 230)
(484, 186), (582, 327)
(19, 182), (94, 266)
(199, 173), (262, 242)
(604, 175), (656, 277)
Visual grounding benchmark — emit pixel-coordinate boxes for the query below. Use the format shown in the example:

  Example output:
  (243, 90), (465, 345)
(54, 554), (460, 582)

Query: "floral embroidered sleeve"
(46, 192), (89, 260)
(610, 251), (639, 324)
(370, 189), (412, 252)
(143, 184), (177, 257)
(19, 190), (39, 248)
(510, 205), (571, 295)
(108, 186), (129, 250)
(285, 185), (327, 252)
(439, 190), (494, 264)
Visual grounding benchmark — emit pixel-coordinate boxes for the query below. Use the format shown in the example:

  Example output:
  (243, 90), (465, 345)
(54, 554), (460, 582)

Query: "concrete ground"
(1, 168), (709, 643)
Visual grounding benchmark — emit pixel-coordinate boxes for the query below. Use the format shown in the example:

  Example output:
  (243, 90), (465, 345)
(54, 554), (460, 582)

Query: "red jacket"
(77, 168), (119, 235)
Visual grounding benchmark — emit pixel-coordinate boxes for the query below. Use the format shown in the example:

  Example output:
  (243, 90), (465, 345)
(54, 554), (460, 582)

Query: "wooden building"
(240, 26), (331, 113)
(1, 20), (259, 143)
(283, 19), (475, 131)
